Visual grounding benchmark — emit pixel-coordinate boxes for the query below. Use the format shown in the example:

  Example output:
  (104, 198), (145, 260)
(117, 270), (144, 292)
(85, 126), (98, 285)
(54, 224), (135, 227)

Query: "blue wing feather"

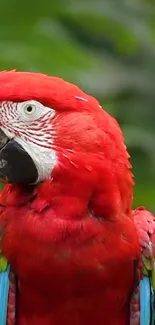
(140, 276), (151, 325)
(0, 265), (10, 325)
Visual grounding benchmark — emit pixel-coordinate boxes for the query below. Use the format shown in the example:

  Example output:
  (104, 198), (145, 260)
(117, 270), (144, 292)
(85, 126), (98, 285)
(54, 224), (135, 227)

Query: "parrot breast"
(0, 182), (140, 325)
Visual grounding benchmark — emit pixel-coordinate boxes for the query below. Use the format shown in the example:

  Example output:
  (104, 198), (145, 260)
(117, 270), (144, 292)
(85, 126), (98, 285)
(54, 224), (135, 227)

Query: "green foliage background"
(0, 0), (155, 210)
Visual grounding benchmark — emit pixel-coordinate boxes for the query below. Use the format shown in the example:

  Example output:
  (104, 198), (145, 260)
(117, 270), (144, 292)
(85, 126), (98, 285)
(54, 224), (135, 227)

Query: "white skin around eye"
(0, 100), (57, 183)
(17, 100), (55, 122)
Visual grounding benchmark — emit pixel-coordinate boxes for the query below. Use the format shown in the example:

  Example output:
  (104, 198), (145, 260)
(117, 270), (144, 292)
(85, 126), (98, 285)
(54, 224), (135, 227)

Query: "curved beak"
(0, 129), (38, 184)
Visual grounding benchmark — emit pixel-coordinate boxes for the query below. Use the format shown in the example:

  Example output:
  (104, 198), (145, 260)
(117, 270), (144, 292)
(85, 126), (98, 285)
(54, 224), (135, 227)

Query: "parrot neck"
(0, 176), (95, 220)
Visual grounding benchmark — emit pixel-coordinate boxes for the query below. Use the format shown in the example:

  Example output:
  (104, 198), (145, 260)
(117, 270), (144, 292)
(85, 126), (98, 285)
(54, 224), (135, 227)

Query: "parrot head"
(0, 70), (133, 219)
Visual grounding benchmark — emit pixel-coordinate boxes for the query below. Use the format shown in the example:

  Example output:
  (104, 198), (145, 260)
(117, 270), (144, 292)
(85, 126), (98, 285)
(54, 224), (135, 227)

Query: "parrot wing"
(0, 238), (10, 325)
(130, 207), (155, 325)
(0, 208), (15, 325)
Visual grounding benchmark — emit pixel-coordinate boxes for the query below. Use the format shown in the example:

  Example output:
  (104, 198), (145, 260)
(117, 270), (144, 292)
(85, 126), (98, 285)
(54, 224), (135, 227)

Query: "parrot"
(0, 70), (154, 325)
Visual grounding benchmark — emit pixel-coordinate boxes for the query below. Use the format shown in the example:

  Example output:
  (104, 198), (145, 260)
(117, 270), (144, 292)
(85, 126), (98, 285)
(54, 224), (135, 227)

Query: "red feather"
(0, 71), (141, 325)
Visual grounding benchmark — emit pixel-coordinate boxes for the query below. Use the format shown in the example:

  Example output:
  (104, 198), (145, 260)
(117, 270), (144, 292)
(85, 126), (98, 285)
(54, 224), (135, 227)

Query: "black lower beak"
(0, 139), (38, 184)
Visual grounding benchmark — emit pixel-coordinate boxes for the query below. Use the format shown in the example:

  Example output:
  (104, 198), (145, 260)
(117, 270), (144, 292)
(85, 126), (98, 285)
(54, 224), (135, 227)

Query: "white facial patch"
(0, 100), (57, 183)
(14, 137), (57, 183)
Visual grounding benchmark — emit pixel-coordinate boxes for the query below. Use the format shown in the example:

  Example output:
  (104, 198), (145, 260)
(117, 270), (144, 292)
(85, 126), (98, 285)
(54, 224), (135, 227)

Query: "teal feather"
(140, 276), (151, 325)
(0, 265), (10, 325)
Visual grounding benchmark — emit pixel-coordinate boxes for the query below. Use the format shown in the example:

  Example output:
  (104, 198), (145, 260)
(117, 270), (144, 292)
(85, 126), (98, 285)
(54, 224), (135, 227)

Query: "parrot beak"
(0, 129), (38, 184)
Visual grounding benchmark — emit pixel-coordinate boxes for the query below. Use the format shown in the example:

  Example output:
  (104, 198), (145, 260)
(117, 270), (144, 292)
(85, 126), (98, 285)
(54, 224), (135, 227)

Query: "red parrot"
(0, 70), (154, 325)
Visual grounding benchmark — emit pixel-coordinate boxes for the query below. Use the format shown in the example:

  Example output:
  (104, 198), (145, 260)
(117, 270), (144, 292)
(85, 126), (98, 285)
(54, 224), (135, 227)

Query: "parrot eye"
(22, 101), (38, 118)
(25, 105), (34, 114)
(17, 100), (55, 122)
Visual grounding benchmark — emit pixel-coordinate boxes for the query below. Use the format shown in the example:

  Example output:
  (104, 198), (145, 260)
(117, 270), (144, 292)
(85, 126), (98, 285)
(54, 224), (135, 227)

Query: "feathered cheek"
(0, 129), (38, 184)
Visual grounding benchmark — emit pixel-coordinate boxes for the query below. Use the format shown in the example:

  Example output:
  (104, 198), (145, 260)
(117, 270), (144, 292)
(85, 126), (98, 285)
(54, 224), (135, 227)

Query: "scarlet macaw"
(0, 70), (154, 325)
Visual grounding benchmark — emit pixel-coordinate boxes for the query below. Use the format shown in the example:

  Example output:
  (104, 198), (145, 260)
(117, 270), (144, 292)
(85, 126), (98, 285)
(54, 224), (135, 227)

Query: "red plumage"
(0, 71), (151, 325)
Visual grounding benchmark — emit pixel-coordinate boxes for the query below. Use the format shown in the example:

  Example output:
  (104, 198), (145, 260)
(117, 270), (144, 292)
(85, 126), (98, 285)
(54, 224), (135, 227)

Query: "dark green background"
(0, 0), (155, 210)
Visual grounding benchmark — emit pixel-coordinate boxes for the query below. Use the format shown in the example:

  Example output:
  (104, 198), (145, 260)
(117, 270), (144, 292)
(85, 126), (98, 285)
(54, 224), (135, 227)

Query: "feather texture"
(0, 70), (151, 325)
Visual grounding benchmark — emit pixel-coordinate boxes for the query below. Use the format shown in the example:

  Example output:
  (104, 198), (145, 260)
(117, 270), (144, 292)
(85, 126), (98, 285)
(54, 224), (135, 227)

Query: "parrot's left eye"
(19, 100), (48, 121)
(24, 104), (36, 115)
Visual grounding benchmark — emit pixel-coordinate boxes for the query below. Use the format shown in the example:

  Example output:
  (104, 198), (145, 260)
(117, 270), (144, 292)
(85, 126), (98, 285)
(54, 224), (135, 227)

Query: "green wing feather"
(0, 234), (8, 272)
(0, 255), (8, 272)
(143, 241), (155, 290)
